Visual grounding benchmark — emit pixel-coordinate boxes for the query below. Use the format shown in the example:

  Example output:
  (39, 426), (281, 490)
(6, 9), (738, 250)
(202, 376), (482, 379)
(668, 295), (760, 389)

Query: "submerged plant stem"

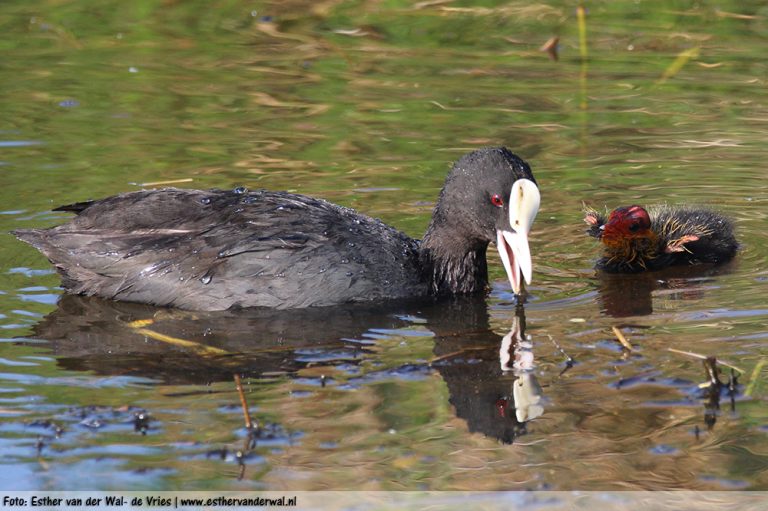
(744, 357), (766, 397)
(234, 374), (254, 429)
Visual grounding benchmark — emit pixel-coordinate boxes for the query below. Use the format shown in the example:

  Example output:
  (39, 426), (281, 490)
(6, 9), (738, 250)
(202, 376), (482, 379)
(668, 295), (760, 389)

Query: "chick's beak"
(496, 179), (540, 295)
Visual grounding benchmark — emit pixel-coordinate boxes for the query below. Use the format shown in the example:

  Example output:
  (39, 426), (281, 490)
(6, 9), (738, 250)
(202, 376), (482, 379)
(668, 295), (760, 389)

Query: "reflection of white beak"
(513, 373), (544, 422)
(496, 179), (540, 295)
(500, 323), (544, 422)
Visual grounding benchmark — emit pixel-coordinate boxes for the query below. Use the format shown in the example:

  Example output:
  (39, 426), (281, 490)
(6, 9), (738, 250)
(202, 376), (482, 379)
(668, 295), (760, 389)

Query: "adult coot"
(15, 147), (540, 310)
(584, 204), (737, 272)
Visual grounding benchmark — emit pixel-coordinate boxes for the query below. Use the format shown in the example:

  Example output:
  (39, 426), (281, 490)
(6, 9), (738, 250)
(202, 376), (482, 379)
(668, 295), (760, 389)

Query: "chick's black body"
(15, 148), (537, 311)
(585, 204), (738, 273)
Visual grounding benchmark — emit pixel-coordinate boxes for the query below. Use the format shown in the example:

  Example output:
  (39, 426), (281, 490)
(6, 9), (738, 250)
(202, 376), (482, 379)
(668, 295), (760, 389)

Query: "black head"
(427, 147), (540, 294)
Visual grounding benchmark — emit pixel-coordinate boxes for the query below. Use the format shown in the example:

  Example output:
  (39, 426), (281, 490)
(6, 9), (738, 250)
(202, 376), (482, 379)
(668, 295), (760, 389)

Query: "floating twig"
(126, 319), (229, 356)
(540, 36), (559, 61)
(131, 178), (194, 187)
(657, 47), (700, 85)
(667, 347), (744, 375)
(611, 326), (633, 351)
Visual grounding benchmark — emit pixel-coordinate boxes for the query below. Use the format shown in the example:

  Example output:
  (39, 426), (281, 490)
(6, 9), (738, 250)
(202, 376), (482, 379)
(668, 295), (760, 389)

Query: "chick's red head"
(601, 205), (652, 247)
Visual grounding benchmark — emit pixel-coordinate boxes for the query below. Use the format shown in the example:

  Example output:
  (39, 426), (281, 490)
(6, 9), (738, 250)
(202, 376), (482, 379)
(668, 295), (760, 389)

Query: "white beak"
(496, 179), (540, 295)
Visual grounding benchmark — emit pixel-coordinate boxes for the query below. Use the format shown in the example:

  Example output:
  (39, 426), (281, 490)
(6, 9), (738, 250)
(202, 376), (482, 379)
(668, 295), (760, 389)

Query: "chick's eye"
(490, 194), (504, 207)
(628, 222), (640, 232)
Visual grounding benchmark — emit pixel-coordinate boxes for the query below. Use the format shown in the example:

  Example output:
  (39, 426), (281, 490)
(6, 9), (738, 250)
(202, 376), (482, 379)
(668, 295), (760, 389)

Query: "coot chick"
(584, 204), (737, 272)
(15, 147), (540, 311)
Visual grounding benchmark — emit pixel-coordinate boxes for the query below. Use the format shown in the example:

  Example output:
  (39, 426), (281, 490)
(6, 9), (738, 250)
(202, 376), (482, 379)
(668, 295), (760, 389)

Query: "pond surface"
(1, 0), (767, 491)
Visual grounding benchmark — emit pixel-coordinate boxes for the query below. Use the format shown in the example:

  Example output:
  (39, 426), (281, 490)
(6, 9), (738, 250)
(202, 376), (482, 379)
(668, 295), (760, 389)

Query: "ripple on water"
(10, 309), (43, 318)
(0, 141), (42, 147)
(608, 373), (695, 391)
(291, 376), (336, 387)
(698, 475), (751, 489)
(236, 423), (301, 447)
(192, 449), (266, 465)
(649, 444), (680, 455)
(24, 458), (175, 490)
(369, 327), (433, 338)
(0, 372), (156, 389)
(293, 348), (366, 364)
(0, 405), (160, 469)
(2, 2), (768, 494)
(346, 363), (432, 385)
(16, 293), (61, 306)
(0, 357), (38, 367)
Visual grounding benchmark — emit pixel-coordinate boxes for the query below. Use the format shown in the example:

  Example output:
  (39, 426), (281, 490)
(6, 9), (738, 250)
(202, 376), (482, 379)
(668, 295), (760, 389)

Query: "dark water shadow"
(24, 294), (435, 383)
(595, 262), (737, 318)
(23, 294), (547, 444)
(24, 294), (509, 384)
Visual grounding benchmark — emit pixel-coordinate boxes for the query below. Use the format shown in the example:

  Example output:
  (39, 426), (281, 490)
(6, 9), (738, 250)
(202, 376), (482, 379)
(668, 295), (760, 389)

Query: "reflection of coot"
(596, 263), (736, 317)
(596, 273), (656, 317)
(27, 294), (544, 443)
(27, 294), (499, 385)
(432, 306), (543, 444)
(26, 295), (419, 383)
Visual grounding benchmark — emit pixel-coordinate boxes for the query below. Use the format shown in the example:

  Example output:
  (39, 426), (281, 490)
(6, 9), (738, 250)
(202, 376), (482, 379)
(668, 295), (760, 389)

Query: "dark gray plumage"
(14, 147), (539, 311)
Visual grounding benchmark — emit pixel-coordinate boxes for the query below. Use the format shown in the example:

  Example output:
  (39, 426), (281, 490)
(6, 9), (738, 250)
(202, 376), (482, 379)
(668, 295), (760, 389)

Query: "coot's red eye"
(490, 194), (504, 207)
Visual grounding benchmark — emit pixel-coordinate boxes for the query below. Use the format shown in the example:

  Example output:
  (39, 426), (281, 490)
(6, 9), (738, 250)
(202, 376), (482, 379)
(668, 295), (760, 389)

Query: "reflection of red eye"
(490, 194), (504, 207)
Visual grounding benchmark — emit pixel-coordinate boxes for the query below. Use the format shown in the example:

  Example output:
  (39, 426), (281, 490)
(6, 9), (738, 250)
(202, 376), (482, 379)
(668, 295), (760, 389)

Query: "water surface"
(1, 0), (767, 491)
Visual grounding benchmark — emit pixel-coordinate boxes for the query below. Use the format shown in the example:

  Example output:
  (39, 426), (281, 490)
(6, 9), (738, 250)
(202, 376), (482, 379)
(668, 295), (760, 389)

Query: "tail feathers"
(12, 229), (46, 251)
(13, 229), (83, 291)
